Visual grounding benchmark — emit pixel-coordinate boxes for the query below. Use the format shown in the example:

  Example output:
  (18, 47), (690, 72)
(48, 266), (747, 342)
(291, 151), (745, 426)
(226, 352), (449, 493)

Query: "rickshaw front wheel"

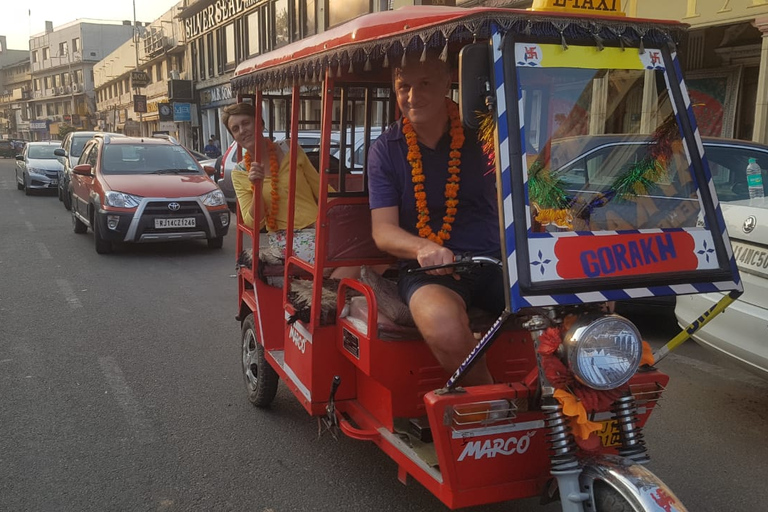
(241, 314), (279, 408)
(592, 482), (634, 512)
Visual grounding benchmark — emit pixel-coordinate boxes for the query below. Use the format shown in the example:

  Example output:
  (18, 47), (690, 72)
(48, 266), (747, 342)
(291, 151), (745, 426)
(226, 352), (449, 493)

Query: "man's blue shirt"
(367, 119), (500, 264)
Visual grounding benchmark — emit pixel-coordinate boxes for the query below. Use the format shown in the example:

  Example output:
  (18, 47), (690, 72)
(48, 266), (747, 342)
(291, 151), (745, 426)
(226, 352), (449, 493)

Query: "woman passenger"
(222, 102), (321, 264)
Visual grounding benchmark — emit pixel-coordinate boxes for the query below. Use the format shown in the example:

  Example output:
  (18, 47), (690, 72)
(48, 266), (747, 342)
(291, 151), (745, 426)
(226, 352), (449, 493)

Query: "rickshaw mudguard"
(579, 454), (688, 512)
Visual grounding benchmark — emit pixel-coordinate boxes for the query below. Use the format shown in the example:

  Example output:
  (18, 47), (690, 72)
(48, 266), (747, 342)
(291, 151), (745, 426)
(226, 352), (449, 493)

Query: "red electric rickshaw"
(230, 3), (742, 510)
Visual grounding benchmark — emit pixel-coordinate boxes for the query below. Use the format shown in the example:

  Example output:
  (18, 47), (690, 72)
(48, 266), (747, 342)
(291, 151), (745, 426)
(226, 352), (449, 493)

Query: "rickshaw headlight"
(561, 315), (642, 391)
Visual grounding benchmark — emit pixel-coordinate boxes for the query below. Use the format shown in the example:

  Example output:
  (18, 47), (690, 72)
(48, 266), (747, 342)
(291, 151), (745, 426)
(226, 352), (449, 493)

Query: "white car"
(15, 141), (64, 195)
(674, 140), (768, 379)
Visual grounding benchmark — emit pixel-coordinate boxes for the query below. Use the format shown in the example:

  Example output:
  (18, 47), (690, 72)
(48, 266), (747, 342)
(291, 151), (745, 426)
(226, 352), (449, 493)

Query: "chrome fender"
(580, 455), (688, 512)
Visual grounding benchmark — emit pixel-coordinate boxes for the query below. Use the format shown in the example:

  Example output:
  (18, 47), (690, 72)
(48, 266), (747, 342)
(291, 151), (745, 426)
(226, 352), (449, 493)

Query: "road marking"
(36, 242), (52, 260)
(98, 356), (157, 445)
(55, 279), (82, 309)
(25, 221), (35, 232)
(666, 352), (768, 390)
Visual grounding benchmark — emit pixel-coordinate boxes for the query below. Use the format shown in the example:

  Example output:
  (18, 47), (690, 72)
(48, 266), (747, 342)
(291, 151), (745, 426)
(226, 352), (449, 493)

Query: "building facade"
(93, 2), (191, 147)
(28, 20), (135, 141)
(0, 36), (31, 140)
(179, 0), (396, 150)
(627, 0), (768, 145)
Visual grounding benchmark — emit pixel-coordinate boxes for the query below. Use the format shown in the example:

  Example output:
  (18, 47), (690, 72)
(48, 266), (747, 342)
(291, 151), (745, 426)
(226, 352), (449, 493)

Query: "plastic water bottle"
(747, 158), (764, 199)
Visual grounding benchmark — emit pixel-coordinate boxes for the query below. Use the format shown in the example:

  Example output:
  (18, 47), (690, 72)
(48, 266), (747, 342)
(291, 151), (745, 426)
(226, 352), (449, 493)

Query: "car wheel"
(72, 208), (87, 234)
(93, 218), (113, 254)
(63, 190), (72, 211)
(57, 186), (62, 202)
(24, 178), (31, 196)
(208, 236), (224, 249)
(241, 314), (279, 408)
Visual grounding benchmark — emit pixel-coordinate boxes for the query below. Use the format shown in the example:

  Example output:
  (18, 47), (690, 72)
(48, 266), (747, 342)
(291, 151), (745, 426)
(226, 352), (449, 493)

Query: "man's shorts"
(398, 263), (505, 315)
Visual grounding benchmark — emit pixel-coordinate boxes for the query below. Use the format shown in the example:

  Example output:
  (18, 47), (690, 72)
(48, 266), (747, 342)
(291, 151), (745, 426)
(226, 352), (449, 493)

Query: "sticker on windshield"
(515, 43), (658, 71)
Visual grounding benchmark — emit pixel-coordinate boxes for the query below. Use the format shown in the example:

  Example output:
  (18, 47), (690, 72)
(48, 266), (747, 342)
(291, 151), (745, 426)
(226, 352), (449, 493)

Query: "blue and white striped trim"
(665, 50), (742, 292)
(492, 28), (524, 311)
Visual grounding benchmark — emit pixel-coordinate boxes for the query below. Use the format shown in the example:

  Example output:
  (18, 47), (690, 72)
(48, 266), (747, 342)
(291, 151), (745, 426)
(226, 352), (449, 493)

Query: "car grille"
(143, 200), (202, 215)
(139, 200), (207, 235)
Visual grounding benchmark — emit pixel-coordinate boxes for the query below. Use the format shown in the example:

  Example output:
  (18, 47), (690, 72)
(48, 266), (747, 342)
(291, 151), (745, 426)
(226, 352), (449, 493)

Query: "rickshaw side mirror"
(54, 148), (66, 157)
(458, 43), (492, 131)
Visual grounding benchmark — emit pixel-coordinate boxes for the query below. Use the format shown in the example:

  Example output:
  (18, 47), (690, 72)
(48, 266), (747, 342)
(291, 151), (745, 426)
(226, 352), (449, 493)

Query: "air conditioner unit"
(57, 86), (65, 95)
(72, 84), (81, 93)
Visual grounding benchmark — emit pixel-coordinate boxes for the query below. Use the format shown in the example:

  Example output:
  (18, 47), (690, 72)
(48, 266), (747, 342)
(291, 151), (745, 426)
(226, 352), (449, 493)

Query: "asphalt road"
(1, 157), (767, 512)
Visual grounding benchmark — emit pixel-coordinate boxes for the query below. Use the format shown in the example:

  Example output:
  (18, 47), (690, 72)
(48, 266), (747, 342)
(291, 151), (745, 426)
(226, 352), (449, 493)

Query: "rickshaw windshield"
(517, 45), (699, 233)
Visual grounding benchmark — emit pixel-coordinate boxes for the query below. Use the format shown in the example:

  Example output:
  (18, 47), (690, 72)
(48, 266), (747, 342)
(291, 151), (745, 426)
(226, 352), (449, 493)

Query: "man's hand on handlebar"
(416, 243), (459, 278)
(411, 248), (502, 277)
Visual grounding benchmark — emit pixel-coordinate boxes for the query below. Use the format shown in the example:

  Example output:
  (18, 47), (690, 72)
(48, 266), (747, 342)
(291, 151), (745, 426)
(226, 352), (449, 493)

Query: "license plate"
(50, 180), (58, 186)
(155, 217), (195, 228)
(731, 240), (768, 279)
(598, 420), (621, 447)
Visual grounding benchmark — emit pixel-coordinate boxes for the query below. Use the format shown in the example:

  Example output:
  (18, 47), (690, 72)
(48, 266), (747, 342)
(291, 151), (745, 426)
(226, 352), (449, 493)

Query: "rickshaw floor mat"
(393, 417), (439, 468)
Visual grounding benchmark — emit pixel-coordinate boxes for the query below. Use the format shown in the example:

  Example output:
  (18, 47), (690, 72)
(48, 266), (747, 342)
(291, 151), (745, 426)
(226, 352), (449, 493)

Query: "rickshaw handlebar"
(407, 254), (502, 274)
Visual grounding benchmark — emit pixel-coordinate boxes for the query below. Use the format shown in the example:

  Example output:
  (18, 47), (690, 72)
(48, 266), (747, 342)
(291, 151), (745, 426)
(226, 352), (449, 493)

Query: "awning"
(231, 5), (686, 93)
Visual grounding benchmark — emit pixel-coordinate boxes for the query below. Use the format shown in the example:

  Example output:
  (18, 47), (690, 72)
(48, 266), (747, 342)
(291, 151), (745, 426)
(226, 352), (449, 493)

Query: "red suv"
(70, 135), (230, 254)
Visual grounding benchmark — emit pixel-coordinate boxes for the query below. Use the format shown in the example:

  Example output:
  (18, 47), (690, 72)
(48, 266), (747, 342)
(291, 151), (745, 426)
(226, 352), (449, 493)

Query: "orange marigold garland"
(403, 98), (465, 245)
(243, 141), (280, 231)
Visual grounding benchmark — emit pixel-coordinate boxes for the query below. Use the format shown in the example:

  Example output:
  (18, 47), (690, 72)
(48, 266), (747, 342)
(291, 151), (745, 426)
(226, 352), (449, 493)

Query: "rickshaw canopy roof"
(232, 6), (685, 92)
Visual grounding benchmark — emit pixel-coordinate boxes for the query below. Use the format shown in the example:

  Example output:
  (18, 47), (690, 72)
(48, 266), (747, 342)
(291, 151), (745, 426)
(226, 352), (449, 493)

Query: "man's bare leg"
(409, 284), (493, 387)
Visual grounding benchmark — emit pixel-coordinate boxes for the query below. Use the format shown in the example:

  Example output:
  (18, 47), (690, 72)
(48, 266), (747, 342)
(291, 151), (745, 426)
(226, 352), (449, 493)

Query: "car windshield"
(27, 145), (59, 159)
(70, 136), (91, 157)
(516, 44), (700, 232)
(101, 144), (202, 174)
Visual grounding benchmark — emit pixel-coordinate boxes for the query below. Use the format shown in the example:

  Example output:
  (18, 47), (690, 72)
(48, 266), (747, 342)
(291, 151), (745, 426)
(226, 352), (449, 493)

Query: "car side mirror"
(203, 165), (216, 177)
(54, 148), (66, 157)
(73, 164), (93, 176)
(15, 155), (24, 161)
(459, 42), (493, 131)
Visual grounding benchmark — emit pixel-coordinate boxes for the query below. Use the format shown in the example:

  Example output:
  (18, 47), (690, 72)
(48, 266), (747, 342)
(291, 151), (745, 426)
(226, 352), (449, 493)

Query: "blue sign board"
(173, 103), (192, 122)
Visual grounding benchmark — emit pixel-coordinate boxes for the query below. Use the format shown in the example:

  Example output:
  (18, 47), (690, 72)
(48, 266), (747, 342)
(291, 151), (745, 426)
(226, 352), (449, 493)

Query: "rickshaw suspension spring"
(611, 394), (649, 464)
(542, 402), (579, 471)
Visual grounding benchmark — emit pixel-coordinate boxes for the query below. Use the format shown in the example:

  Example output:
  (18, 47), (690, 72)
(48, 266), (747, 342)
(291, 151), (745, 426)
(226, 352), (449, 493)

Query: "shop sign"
(173, 103), (192, 122)
(159, 121), (176, 132)
(134, 95), (148, 113)
(200, 84), (233, 107)
(184, 0), (260, 39)
(30, 120), (49, 131)
(131, 71), (150, 88)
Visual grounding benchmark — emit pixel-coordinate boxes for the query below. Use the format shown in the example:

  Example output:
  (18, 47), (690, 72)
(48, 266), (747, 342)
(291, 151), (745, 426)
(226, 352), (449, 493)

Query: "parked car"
(0, 140), (16, 158)
(56, 131), (124, 210)
(674, 142), (768, 379)
(69, 135), (229, 254)
(15, 141), (64, 195)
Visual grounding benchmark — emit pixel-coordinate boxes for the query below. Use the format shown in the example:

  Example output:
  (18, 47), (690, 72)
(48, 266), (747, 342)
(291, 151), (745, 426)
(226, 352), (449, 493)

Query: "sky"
(1, 0), (183, 51)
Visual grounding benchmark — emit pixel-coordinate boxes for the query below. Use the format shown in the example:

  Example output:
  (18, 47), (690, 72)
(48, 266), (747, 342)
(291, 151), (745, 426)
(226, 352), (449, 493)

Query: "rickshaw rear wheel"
(241, 314), (279, 407)
(593, 481), (634, 512)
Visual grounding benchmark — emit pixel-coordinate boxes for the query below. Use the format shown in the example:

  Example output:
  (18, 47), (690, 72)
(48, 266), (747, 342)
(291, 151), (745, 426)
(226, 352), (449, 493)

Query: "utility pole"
(133, 0), (144, 137)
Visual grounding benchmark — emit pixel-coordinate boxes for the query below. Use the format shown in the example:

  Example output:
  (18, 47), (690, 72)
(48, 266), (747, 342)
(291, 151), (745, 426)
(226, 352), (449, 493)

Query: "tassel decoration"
(383, 51), (389, 68)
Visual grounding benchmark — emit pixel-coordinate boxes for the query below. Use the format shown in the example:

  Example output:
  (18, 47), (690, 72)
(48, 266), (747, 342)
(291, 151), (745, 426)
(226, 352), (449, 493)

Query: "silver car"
(16, 141), (64, 195)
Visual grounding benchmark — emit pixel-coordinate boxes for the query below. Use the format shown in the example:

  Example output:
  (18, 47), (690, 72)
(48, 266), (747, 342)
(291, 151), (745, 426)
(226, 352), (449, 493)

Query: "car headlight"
(200, 189), (226, 207)
(27, 167), (45, 175)
(104, 191), (142, 208)
(561, 315), (642, 390)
